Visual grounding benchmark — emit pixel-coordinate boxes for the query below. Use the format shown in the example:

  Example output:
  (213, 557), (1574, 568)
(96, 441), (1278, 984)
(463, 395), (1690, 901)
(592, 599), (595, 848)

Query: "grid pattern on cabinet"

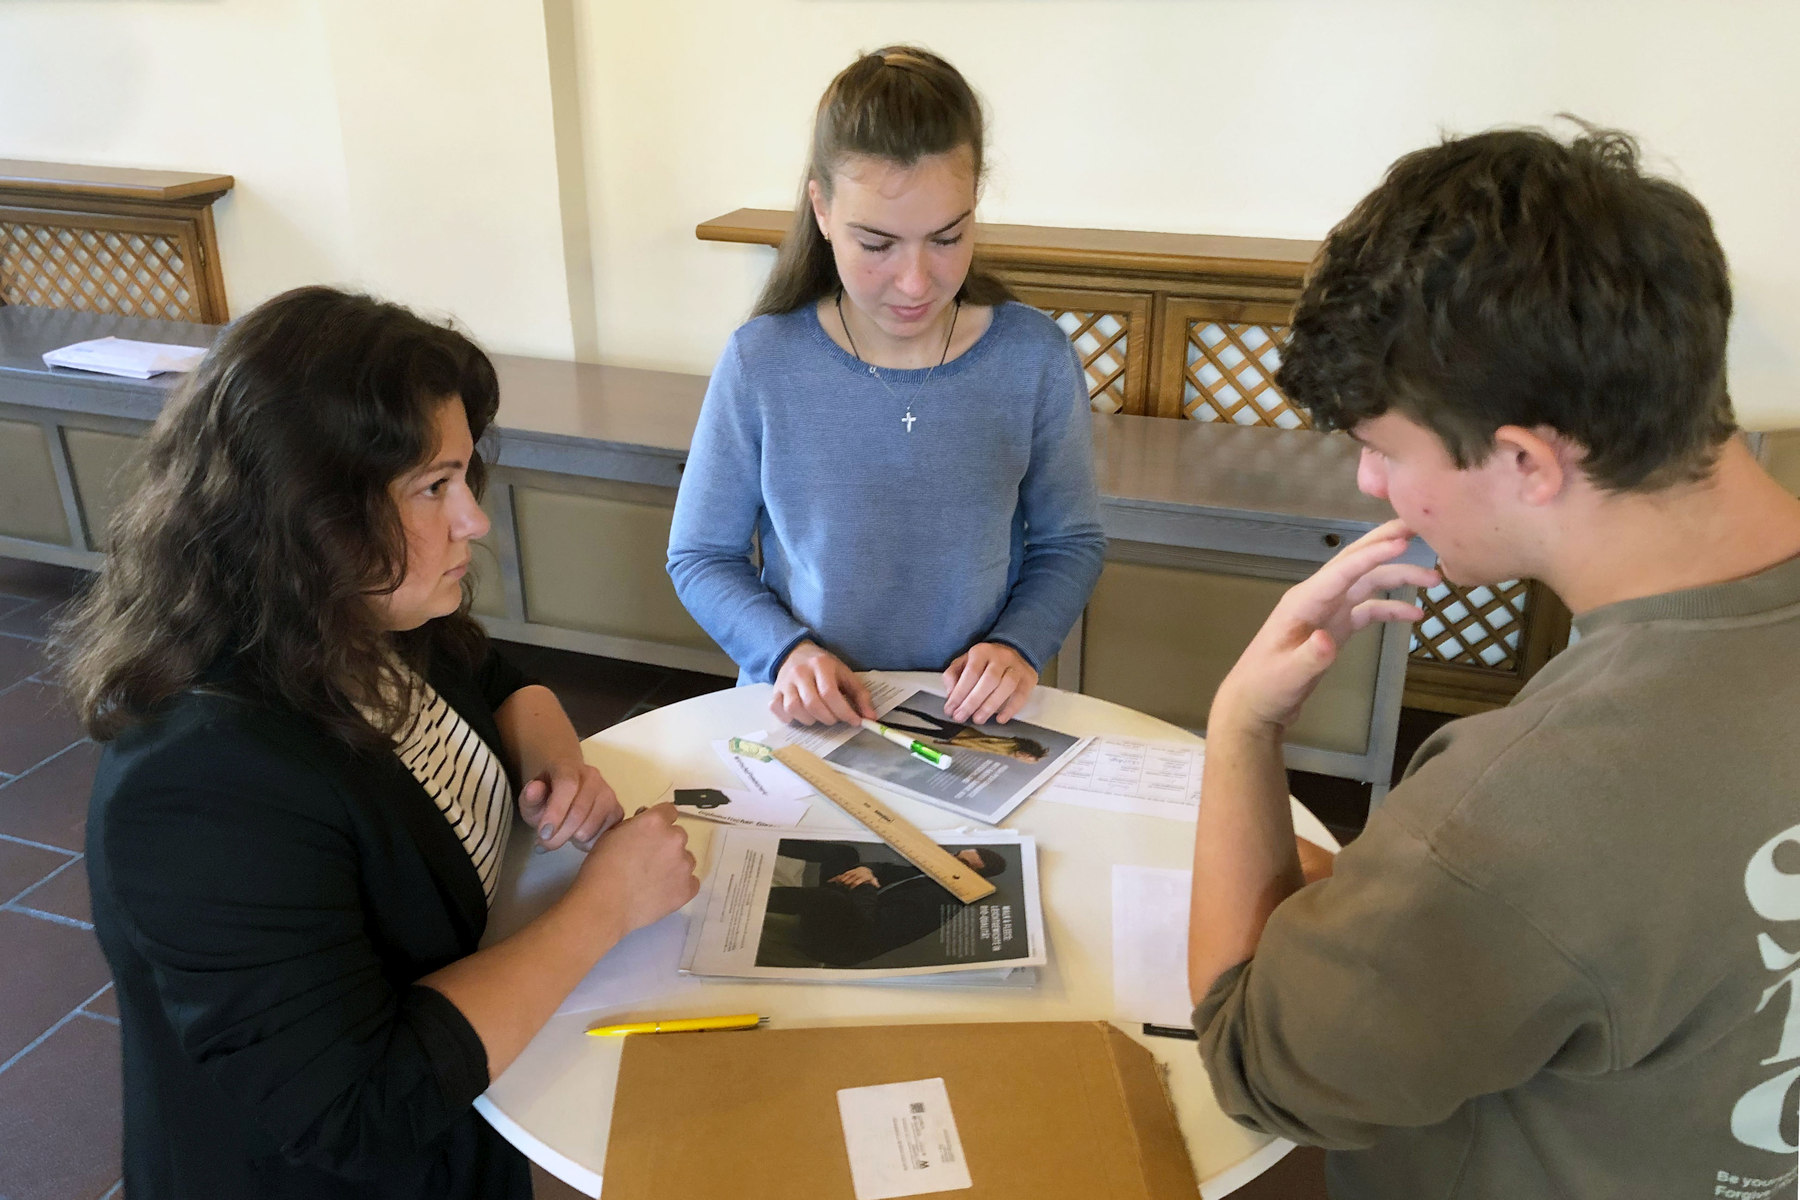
(1157, 312), (1543, 693)
(1011, 283), (1150, 416)
(1047, 307), (1132, 413)
(1180, 319), (1309, 429)
(1409, 580), (1529, 670)
(0, 219), (200, 322)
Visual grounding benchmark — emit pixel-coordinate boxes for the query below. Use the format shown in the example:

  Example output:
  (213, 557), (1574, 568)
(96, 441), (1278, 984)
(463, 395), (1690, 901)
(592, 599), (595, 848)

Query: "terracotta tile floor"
(0, 552), (1450, 1199)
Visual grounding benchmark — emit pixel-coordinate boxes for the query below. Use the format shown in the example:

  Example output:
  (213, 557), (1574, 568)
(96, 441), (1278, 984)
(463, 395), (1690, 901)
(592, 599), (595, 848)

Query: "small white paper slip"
(665, 784), (810, 828)
(836, 1077), (973, 1200)
(42, 337), (208, 379)
(1112, 864), (1197, 1030)
(711, 732), (817, 803)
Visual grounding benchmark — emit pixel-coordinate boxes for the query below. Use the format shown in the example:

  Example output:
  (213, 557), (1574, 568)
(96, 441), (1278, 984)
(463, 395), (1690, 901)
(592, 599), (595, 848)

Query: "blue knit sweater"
(667, 301), (1105, 683)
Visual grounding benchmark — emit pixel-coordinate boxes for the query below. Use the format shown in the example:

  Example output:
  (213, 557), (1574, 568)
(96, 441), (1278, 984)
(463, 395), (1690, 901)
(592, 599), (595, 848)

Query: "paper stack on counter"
(43, 336), (208, 379)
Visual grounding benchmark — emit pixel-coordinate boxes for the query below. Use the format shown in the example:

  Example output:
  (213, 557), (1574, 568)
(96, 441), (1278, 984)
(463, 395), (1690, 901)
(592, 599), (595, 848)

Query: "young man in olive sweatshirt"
(1189, 124), (1800, 1199)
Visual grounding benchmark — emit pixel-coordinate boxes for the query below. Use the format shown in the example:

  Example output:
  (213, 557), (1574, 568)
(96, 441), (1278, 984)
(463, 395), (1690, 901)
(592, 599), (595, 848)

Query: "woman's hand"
(771, 640), (876, 726)
(571, 804), (699, 937)
(518, 757), (623, 851)
(1212, 519), (1439, 735)
(942, 642), (1038, 724)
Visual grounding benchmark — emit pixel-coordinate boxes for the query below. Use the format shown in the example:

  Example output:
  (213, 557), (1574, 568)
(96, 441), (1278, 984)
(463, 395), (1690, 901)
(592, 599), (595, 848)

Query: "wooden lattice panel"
(1180, 319), (1310, 429)
(1047, 308), (1132, 414)
(1010, 284), (1151, 414)
(0, 219), (202, 322)
(1410, 580), (1529, 670)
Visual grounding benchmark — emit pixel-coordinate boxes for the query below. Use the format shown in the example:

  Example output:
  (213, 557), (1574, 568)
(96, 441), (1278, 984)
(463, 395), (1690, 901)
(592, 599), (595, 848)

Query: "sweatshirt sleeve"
(1192, 806), (1611, 1150)
(667, 333), (813, 681)
(982, 336), (1106, 670)
(100, 735), (491, 1179)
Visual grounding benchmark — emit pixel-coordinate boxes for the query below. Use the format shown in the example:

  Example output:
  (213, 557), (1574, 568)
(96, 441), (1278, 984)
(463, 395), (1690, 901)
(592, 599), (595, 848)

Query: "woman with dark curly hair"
(60, 287), (699, 1200)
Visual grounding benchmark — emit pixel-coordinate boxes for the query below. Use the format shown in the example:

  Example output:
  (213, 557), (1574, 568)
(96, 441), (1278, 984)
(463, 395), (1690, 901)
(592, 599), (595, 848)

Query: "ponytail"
(753, 45), (1012, 317)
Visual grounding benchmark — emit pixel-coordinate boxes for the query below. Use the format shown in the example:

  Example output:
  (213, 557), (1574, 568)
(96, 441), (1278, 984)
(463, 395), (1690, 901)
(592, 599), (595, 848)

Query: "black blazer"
(87, 648), (536, 1200)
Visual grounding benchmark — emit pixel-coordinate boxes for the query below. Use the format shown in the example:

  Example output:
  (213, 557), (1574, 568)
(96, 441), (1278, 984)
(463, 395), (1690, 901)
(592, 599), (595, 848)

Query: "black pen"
(1142, 1023), (1198, 1041)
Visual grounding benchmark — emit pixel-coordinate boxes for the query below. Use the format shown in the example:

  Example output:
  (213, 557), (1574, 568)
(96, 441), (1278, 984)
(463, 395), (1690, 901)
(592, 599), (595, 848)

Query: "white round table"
(475, 675), (1335, 1197)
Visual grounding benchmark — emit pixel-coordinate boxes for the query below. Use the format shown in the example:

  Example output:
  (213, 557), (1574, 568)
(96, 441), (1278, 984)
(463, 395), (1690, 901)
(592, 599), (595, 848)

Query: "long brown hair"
(56, 286), (499, 750)
(753, 45), (1012, 317)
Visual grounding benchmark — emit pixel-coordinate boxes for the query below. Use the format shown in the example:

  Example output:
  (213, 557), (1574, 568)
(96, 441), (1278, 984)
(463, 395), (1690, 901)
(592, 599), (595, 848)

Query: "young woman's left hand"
(942, 642), (1038, 725)
(518, 757), (624, 851)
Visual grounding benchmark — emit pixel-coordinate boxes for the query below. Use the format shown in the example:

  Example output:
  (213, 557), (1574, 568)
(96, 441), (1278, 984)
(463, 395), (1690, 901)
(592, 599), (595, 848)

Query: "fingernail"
(539, 823), (554, 839)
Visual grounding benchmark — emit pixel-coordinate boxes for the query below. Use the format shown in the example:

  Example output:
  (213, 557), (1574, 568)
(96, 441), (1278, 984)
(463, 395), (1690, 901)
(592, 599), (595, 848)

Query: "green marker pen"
(860, 719), (953, 770)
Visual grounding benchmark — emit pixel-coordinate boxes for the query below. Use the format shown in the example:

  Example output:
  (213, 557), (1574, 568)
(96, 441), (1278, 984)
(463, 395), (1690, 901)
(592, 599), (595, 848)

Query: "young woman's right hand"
(770, 640), (877, 726)
(571, 803), (699, 937)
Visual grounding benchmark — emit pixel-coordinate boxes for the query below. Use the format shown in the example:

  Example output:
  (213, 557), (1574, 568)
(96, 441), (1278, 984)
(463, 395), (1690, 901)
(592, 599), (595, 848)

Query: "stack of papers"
(42, 336), (208, 379)
(680, 826), (1046, 983)
(766, 674), (1090, 825)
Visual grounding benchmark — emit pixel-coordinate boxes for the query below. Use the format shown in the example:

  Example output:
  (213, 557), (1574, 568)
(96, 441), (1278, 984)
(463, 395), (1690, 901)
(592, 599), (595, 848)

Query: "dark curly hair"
(56, 286), (499, 750)
(1276, 122), (1736, 491)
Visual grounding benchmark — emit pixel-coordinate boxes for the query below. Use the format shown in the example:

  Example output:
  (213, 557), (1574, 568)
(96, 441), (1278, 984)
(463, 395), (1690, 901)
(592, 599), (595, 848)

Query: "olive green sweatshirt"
(1196, 554), (1800, 1200)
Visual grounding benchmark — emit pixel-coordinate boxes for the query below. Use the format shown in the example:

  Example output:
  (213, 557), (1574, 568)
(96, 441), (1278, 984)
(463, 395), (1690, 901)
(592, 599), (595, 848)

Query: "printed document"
(1037, 736), (1203, 822)
(764, 674), (1089, 825)
(681, 826), (1045, 981)
(1111, 864), (1196, 1030)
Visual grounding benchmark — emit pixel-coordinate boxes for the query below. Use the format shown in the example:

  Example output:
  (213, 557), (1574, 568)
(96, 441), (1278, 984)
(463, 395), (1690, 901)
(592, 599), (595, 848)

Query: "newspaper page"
(768, 675), (1089, 825)
(680, 827), (1046, 981)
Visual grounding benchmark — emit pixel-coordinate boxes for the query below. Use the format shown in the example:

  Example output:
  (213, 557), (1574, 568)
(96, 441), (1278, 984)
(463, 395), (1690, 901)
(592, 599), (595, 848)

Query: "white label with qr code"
(835, 1077), (972, 1200)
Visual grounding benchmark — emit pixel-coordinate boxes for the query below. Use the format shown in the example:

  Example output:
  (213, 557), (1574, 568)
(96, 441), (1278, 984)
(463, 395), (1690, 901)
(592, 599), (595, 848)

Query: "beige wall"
(3, 0), (1796, 426)
(574, 0), (1800, 429)
(0, 0), (577, 358)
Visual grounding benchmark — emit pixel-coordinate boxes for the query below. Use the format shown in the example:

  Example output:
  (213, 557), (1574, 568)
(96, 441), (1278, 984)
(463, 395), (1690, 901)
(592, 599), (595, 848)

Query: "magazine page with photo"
(773, 676), (1089, 824)
(680, 828), (1046, 982)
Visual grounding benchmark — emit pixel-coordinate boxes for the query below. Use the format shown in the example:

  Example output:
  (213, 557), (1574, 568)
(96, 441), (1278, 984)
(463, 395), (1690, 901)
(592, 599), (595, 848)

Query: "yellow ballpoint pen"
(585, 1014), (767, 1037)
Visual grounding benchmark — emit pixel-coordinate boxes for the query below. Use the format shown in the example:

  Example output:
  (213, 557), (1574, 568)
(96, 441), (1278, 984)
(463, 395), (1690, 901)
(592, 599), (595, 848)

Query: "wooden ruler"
(769, 744), (997, 904)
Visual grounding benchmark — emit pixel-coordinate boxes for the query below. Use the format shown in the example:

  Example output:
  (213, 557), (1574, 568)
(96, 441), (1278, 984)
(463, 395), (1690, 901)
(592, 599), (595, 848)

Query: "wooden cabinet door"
(1009, 284), (1153, 415)
(1154, 296), (1306, 425)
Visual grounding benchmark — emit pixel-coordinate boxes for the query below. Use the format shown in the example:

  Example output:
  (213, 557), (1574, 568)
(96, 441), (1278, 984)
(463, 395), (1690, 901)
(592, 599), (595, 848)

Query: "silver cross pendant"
(902, 409), (917, 433)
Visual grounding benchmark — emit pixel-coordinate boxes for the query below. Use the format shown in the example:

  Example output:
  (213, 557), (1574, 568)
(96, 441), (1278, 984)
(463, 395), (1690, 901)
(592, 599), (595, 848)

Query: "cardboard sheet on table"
(601, 1021), (1199, 1200)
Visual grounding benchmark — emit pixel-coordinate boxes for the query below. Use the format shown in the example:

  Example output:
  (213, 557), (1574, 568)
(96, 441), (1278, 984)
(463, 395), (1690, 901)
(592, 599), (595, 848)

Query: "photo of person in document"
(756, 839), (1018, 970)
(881, 705), (1049, 762)
(821, 689), (1083, 823)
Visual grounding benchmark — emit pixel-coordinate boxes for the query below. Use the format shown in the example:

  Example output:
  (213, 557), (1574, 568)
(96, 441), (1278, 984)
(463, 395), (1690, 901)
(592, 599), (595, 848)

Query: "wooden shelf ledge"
(0, 158), (234, 206)
(697, 207), (1318, 286)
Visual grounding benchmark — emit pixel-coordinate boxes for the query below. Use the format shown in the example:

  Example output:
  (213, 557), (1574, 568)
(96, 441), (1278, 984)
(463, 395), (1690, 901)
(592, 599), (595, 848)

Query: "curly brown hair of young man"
(55, 286), (499, 750)
(1276, 121), (1737, 492)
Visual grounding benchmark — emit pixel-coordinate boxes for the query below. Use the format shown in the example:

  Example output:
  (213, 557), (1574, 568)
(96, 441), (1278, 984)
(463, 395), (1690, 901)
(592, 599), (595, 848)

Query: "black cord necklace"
(836, 290), (962, 434)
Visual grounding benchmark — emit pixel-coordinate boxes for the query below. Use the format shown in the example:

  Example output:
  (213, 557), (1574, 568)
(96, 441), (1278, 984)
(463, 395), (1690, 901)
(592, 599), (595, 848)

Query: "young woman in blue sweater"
(668, 46), (1105, 729)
